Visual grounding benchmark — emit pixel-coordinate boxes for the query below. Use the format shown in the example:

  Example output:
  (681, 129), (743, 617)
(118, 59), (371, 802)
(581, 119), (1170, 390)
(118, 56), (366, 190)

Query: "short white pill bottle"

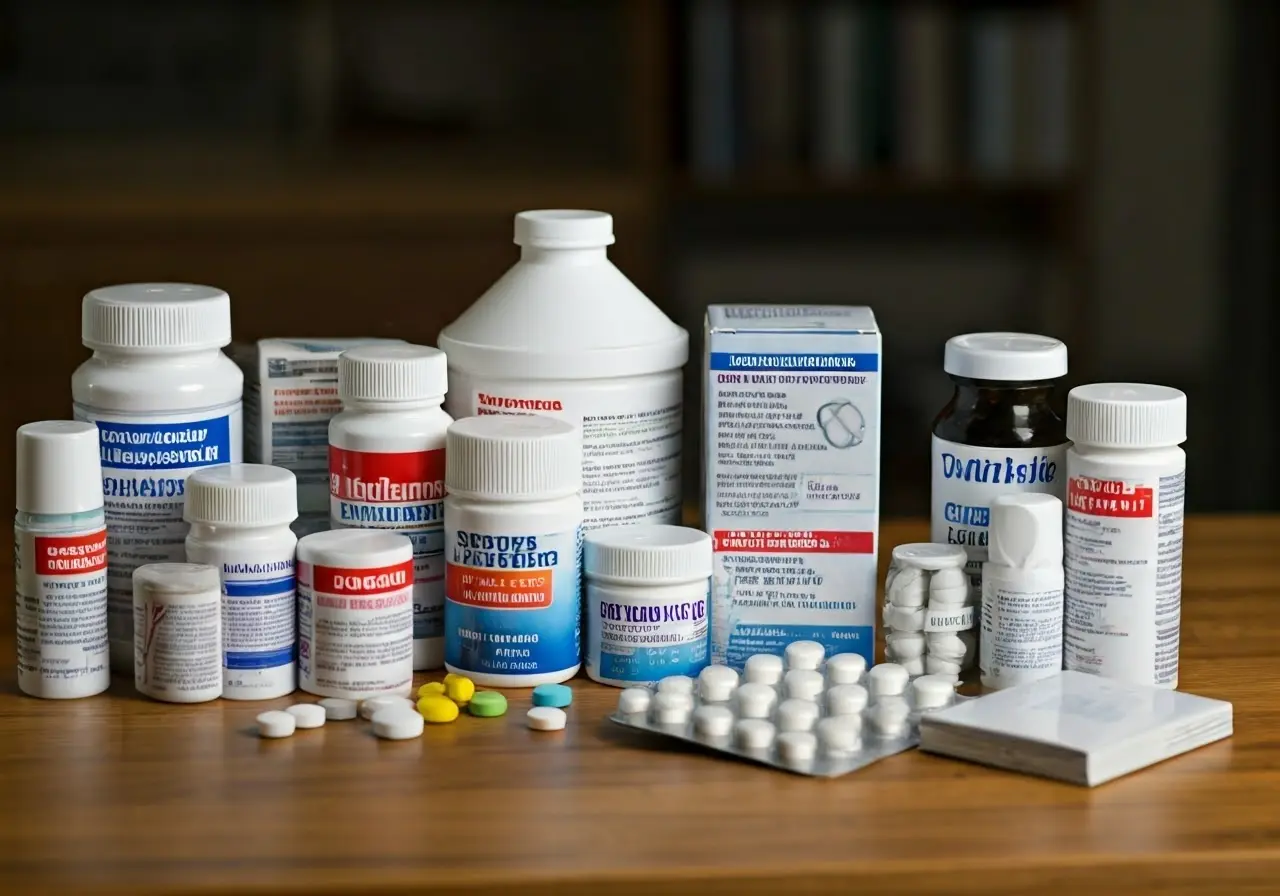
(72, 283), (243, 674)
(584, 525), (713, 688)
(133, 562), (223, 703)
(443, 415), (583, 688)
(329, 344), (451, 671)
(185, 464), (299, 700)
(1063, 383), (1187, 689)
(296, 528), (415, 700)
(14, 421), (110, 699)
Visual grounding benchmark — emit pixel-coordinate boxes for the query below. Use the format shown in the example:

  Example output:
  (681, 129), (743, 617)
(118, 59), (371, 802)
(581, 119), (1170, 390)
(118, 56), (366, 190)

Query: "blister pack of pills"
(609, 641), (965, 777)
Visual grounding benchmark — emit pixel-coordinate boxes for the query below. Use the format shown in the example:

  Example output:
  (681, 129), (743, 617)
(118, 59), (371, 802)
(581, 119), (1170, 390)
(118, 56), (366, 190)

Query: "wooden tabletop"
(2, 516), (1277, 895)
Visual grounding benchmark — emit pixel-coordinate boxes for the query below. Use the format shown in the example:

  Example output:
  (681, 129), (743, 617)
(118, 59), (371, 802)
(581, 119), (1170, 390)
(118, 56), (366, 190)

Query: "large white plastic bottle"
(438, 209), (688, 530)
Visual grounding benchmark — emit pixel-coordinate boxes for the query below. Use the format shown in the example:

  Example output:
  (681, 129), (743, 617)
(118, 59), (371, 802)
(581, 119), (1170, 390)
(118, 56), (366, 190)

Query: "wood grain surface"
(1, 517), (1277, 895)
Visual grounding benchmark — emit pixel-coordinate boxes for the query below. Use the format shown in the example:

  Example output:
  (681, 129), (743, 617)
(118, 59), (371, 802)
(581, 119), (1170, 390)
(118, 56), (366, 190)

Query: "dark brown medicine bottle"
(930, 333), (1069, 587)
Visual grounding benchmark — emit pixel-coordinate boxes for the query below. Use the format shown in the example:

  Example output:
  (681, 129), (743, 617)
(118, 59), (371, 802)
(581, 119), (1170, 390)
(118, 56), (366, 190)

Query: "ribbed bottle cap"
(445, 415), (581, 500)
(15, 421), (104, 515)
(133, 562), (221, 596)
(943, 332), (1067, 381)
(1065, 383), (1187, 449)
(987, 494), (1063, 568)
(338, 344), (448, 404)
(584, 525), (713, 584)
(184, 464), (298, 527)
(82, 283), (232, 352)
(513, 210), (615, 249)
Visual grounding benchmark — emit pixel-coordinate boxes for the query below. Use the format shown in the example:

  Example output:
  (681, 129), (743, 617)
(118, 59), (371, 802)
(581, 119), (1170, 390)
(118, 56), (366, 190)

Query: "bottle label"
(924, 604), (975, 632)
(929, 436), (1068, 586)
(297, 558), (414, 695)
(329, 446), (447, 643)
(980, 574), (1064, 686)
(587, 584), (710, 684)
(134, 589), (222, 700)
(1063, 465), (1185, 687)
(444, 526), (582, 677)
(219, 555), (296, 681)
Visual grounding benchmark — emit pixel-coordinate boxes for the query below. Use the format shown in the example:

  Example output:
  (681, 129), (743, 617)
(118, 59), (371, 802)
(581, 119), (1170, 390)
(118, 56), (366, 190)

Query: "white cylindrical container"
(583, 525), (713, 688)
(1063, 383), (1187, 689)
(980, 493), (1065, 689)
(133, 562), (223, 703)
(443, 415), (583, 688)
(296, 529), (414, 700)
(438, 209), (688, 531)
(184, 463), (299, 700)
(883, 543), (976, 676)
(329, 344), (451, 671)
(14, 421), (110, 699)
(72, 283), (243, 674)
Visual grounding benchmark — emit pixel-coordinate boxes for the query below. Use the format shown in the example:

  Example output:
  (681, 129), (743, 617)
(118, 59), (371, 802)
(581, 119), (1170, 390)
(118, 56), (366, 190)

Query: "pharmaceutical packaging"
(438, 209), (687, 530)
(184, 464), (299, 700)
(882, 543), (975, 679)
(611, 643), (958, 777)
(980, 493), (1065, 689)
(133, 563), (223, 703)
(231, 337), (406, 535)
(703, 305), (882, 669)
(443, 415), (583, 688)
(329, 344), (451, 671)
(1063, 383), (1188, 689)
(296, 529), (414, 700)
(584, 524), (713, 687)
(930, 333), (1068, 589)
(527, 706), (568, 731)
(372, 706), (425, 740)
(73, 283), (243, 673)
(14, 421), (110, 699)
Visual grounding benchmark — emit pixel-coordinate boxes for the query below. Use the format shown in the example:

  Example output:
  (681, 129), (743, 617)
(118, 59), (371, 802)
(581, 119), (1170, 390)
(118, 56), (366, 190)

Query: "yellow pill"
(418, 682), (446, 699)
(417, 696), (460, 723)
(445, 676), (476, 705)
(443, 672), (461, 684)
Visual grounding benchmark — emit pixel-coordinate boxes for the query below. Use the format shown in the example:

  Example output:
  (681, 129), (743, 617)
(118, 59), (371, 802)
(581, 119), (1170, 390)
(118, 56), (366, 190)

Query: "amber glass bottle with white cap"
(930, 333), (1069, 592)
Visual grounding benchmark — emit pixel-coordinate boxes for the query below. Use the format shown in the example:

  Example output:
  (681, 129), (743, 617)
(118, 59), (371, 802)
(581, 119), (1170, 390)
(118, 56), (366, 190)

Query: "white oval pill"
(617, 688), (652, 715)
(913, 674), (957, 710)
(887, 604), (926, 632)
(817, 715), (862, 753)
(783, 669), (825, 702)
(927, 585), (970, 606)
(257, 710), (296, 739)
(777, 698), (820, 733)
(926, 655), (964, 676)
(319, 697), (358, 721)
(900, 656), (925, 676)
(777, 731), (818, 763)
(886, 631), (926, 660)
(735, 682), (778, 719)
(924, 631), (967, 659)
(889, 565), (924, 595)
(693, 704), (735, 738)
(888, 576), (927, 608)
(868, 663), (909, 698)
(526, 706), (568, 731)
(286, 703), (326, 729)
(826, 683), (869, 716)
(958, 630), (978, 668)
(883, 564), (901, 595)
(929, 567), (968, 593)
(743, 653), (783, 686)
(360, 695), (415, 720)
(372, 707), (425, 740)
(784, 640), (825, 671)
(870, 697), (911, 736)
(825, 653), (866, 685)
(657, 675), (695, 696)
(733, 718), (776, 750)
(651, 691), (692, 725)
(697, 665), (739, 702)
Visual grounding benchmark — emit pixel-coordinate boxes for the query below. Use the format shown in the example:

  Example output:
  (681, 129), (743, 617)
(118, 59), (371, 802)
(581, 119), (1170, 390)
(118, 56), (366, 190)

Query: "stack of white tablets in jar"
(883, 544), (977, 679)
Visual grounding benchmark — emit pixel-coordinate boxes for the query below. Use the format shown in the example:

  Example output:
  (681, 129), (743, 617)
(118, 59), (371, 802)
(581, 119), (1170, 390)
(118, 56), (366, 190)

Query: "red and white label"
(475, 392), (564, 414)
(304, 560), (414, 596)
(34, 530), (108, 576)
(1067, 477), (1154, 518)
(329, 447), (445, 503)
(445, 563), (553, 610)
(712, 529), (875, 554)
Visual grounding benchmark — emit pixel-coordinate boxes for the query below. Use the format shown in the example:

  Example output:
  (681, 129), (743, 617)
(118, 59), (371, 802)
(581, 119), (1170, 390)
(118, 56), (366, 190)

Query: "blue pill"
(531, 683), (573, 708)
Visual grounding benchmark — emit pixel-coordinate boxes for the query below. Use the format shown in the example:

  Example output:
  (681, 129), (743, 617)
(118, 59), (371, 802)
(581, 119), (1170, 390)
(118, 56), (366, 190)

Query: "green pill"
(468, 691), (508, 718)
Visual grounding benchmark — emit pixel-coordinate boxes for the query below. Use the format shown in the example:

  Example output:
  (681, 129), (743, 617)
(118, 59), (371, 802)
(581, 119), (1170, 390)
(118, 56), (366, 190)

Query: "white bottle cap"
(184, 463), (299, 528)
(988, 493), (1063, 568)
(1066, 382), (1188, 449)
(890, 543), (967, 571)
(297, 528), (413, 569)
(514, 210), (616, 249)
(943, 333), (1068, 382)
(584, 525), (711, 585)
(82, 283), (232, 352)
(338, 344), (448, 404)
(445, 415), (581, 500)
(15, 421), (104, 515)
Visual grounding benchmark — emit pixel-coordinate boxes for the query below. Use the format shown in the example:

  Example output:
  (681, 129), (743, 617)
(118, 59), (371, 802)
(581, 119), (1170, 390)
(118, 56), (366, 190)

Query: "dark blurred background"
(0, 0), (1274, 518)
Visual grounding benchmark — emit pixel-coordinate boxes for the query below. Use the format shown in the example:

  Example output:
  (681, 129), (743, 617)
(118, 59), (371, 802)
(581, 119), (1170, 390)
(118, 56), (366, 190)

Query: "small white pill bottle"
(981, 493), (1065, 690)
(72, 283), (243, 674)
(296, 529), (414, 700)
(184, 464), (299, 700)
(883, 543), (975, 679)
(14, 421), (110, 699)
(443, 415), (583, 688)
(329, 344), (451, 671)
(1063, 383), (1187, 689)
(133, 562), (223, 703)
(584, 525), (713, 688)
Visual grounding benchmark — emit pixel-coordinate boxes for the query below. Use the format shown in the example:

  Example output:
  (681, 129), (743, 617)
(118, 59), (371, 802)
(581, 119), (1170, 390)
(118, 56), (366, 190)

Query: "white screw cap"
(82, 283), (232, 352)
(584, 525), (712, 585)
(338, 344), (448, 404)
(514, 210), (615, 249)
(16, 421), (103, 515)
(1066, 382), (1187, 449)
(988, 493), (1063, 569)
(943, 332), (1067, 382)
(445, 415), (581, 500)
(184, 463), (298, 528)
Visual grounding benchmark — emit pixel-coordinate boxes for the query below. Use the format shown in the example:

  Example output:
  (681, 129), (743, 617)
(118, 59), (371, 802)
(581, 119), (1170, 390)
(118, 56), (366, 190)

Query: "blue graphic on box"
(722, 624), (873, 671)
(709, 352), (880, 373)
(221, 558), (296, 671)
(588, 585), (710, 684)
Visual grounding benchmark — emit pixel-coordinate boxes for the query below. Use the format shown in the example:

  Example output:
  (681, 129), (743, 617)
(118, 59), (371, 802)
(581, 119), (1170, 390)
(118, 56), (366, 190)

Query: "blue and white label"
(221, 557), (296, 680)
(587, 583), (710, 684)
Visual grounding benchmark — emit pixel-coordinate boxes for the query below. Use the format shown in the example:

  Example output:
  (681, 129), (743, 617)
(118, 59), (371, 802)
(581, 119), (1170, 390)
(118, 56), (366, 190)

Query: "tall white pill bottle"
(72, 283), (243, 674)
(443, 415), (583, 687)
(14, 421), (110, 699)
(1063, 383), (1187, 689)
(185, 463), (299, 700)
(329, 344), (451, 671)
(438, 210), (687, 531)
